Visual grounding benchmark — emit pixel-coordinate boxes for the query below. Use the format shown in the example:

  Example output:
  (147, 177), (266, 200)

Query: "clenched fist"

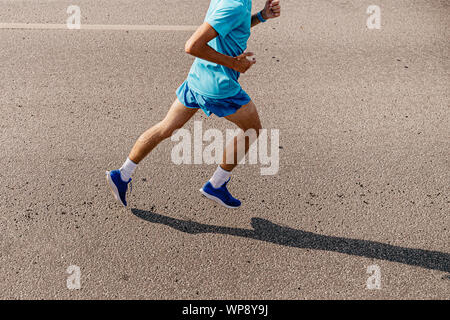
(232, 52), (256, 73)
(262, 0), (281, 20)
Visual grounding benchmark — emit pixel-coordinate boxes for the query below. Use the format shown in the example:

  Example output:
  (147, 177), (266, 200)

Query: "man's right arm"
(185, 22), (255, 74)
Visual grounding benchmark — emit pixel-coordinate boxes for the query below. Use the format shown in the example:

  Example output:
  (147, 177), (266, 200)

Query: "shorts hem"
(176, 80), (251, 118)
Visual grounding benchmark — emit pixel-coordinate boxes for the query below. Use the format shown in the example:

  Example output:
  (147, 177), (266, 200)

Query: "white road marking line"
(0, 23), (198, 31)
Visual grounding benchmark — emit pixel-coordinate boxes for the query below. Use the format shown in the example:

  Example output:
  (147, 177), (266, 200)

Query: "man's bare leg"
(222, 100), (262, 171)
(120, 98), (197, 183)
(128, 99), (198, 164)
(206, 101), (262, 190)
(107, 98), (197, 207)
(106, 98), (197, 207)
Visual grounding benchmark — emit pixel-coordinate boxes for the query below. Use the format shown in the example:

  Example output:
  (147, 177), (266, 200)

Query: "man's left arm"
(251, 0), (281, 27)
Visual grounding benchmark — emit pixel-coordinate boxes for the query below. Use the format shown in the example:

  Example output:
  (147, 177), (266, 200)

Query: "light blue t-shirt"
(186, 0), (252, 99)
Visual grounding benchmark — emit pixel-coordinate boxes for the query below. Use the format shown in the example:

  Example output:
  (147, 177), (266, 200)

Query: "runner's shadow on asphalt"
(131, 208), (450, 273)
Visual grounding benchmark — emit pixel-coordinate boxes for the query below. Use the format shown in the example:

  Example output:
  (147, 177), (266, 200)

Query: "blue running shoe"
(200, 178), (241, 209)
(106, 170), (131, 207)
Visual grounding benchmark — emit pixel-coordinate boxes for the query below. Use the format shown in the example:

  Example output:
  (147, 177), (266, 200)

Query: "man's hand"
(262, 0), (281, 20)
(232, 52), (256, 73)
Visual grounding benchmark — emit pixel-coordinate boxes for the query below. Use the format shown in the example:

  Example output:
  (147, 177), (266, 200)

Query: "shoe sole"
(199, 188), (241, 209)
(105, 171), (126, 207)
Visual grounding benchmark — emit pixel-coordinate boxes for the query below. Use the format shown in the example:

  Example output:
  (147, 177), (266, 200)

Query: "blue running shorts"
(176, 80), (251, 117)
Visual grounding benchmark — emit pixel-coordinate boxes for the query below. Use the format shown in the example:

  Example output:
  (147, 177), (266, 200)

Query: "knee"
(158, 126), (175, 139)
(157, 121), (181, 139)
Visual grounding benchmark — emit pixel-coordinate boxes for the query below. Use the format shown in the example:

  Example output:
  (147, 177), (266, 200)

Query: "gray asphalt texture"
(0, 0), (449, 299)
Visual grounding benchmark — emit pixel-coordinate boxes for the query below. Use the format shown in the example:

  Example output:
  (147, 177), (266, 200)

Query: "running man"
(106, 0), (281, 208)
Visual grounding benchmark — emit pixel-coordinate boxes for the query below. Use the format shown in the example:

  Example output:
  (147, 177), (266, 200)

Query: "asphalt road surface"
(1, 0), (449, 299)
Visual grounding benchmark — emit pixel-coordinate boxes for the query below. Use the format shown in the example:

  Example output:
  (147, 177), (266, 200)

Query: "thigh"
(162, 98), (199, 130)
(224, 100), (261, 130)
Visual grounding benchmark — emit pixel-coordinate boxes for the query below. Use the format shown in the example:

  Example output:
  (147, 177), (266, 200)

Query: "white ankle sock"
(209, 166), (232, 188)
(119, 157), (137, 182)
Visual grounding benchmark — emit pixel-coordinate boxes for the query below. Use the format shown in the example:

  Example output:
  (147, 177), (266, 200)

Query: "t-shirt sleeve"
(206, 0), (245, 37)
